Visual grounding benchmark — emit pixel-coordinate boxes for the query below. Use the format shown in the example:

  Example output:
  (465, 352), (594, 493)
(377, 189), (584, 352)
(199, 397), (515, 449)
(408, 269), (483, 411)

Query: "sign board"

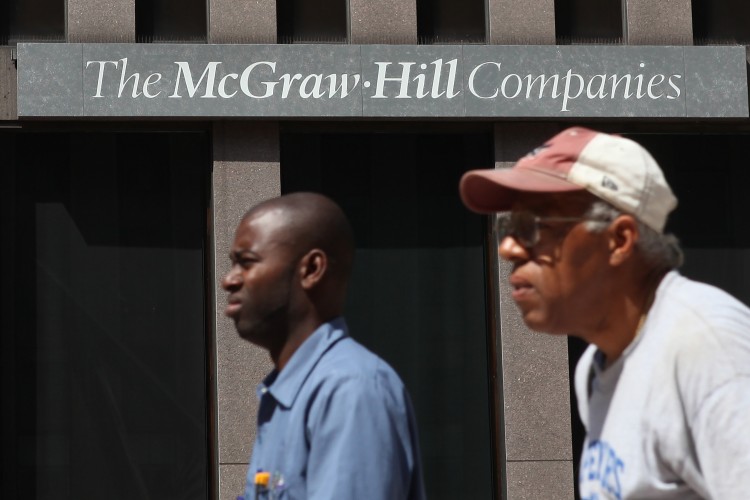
(17, 43), (749, 119)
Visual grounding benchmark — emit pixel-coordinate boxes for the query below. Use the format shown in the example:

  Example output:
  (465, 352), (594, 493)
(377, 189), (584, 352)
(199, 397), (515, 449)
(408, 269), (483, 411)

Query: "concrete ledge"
(488, 0), (555, 44)
(212, 122), (279, 470)
(626, 0), (693, 45)
(209, 0), (276, 43)
(68, 0), (135, 42)
(505, 460), (574, 499)
(350, 0), (417, 44)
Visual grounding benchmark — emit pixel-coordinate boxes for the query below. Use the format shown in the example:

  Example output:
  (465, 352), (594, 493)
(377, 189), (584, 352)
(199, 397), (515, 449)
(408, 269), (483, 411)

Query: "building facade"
(2, 1), (750, 499)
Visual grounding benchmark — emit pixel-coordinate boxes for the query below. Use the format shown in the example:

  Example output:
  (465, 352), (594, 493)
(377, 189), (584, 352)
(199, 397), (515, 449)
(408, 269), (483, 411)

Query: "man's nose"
(498, 235), (530, 262)
(222, 267), (241, 291)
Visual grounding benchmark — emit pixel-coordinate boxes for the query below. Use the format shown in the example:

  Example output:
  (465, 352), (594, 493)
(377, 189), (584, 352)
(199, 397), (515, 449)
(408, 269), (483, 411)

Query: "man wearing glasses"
(459, 127), (750, 499)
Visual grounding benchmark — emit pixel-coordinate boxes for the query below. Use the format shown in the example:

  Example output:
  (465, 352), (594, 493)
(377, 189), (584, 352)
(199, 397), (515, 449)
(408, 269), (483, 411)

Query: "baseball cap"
(459, 127), (678, 233)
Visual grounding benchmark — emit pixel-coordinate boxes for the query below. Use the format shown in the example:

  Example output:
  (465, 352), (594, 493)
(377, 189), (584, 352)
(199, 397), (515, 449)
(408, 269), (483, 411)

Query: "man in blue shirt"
(223, 192), (425, 500)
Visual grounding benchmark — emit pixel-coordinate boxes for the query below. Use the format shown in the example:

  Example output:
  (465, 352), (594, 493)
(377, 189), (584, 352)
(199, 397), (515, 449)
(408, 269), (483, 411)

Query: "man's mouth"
(225, 299), (242, 318)
(509, 276), (534, 300)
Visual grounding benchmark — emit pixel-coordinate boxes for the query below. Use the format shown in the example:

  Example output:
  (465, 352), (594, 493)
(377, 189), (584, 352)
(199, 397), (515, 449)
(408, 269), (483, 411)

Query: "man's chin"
(520, 312), (564, 335)
(236, 322), (260, 344)
(524, 320), (570, 336)
(236, 322), (275, 348)
(518, 307), (542, 330)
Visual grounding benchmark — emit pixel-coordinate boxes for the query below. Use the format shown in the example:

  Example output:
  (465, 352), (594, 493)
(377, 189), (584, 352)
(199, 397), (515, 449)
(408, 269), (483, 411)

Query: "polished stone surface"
(218, 464), (249, 500)
(464, 45), (687, 118)
(493, 123), (574, 498)
(209, 0), (276, 43)
(360, 44), (464, 116)
(17, 43), (83, 117)
(499, 271), (574, 461)
(78, 44), (362, 117)
(212, 122), (279, 500)
(489, 0), (555, 44)
(20, 43), (748, 119)
(68, 0), (135, 42)
(684, 45), (749, 118)
(350, 0), (417, 44)
(626, 0), (693, 45)
(505, 460), (575, 499)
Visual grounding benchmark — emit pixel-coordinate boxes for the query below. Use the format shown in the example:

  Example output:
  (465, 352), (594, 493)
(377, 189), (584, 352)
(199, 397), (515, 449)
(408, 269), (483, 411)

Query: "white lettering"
(170, 61), (221, 98)
(85, 55), (689, 114)
(218, 73), (238, 98)
(667, 75), (682, 99)
(373, 62), (414, 98)
(635, 73), (646, 99)
(117, 58), (142, 98)
(586, 74), (608, 99)
(444, 58), (459, 98)
(86, 60), (119, 98)
(610, 75), (634, 99)
(280, 73), (302, 98)
(327, 74), (360, 98)
(647, 74), (665, 99)
(468, 62), (501, 99)
(239, 62), (277, 99)
(525, 74), (561, 99)
(142, 72), (163, 98)
(501, 73), (522, 99)
(561, 70), (585, 112)
(430, 59), (444, 98)
(300, 74), (325, 98)
(413, 72), (428, 98)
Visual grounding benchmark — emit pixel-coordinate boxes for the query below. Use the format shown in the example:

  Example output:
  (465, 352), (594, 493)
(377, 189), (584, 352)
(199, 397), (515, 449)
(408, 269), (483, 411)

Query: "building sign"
(17, 43), (748, 119)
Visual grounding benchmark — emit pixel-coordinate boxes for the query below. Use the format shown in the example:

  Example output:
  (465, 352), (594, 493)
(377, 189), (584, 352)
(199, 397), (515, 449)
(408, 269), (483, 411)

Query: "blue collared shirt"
(241, 318), (425, 500)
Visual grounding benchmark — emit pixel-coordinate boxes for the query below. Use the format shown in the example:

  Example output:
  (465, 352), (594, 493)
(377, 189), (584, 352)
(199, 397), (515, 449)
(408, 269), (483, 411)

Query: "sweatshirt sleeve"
(690, 375), (750, 500)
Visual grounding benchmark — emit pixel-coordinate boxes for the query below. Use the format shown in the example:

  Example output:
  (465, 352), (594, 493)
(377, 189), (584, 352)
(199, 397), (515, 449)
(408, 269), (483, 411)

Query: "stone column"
(625, 0), (693, 45)
(67, 0), (135, 42)
(349, 0), (417, 44)
(213, 122), (280, 500)
(488, 0), (555, 44)
(209, 0), (276, 43)
(493, 123), (575, 499)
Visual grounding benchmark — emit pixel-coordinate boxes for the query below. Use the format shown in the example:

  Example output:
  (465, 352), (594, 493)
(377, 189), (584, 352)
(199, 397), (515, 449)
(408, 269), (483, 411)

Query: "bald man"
(223, 193), (425, 500)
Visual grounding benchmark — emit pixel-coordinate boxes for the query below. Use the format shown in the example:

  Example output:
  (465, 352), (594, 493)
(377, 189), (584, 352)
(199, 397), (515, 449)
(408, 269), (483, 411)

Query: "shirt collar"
(258, 317), (349, 409)
(592, 270), (678, 372)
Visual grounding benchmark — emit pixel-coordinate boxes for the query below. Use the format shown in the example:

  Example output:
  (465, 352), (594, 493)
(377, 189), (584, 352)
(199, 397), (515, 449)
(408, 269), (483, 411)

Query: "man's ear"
(608, 215), (639, 267)
(299, 249), (327, 290)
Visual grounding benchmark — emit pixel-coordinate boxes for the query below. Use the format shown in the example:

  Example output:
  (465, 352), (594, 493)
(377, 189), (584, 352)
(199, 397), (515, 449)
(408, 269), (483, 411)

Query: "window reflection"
(0, 132), (210, 499)
(281, 130), (495, 500)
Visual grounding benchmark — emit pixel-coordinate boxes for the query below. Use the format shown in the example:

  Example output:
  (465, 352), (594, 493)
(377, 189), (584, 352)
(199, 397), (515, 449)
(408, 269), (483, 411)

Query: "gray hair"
(583, 201), (684, 270)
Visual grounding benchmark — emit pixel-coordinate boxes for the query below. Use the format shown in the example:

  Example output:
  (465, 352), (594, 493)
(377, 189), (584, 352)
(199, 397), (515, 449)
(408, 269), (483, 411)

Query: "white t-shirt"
(575, 271), (750, 499)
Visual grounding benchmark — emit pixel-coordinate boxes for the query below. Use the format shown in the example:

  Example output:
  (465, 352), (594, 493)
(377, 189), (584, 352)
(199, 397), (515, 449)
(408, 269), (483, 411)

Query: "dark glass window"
(0, 0), (65, 45)
(632, 133), (750, 279)
(692, 0), (750, 45)
(277, 0), (348, 44)
(555, 0), (623, 44)
(0, 131), (210, 499)
(281, 130), (496, 499)
(136, 0), (207, 43)
(417, 0), (486, 44)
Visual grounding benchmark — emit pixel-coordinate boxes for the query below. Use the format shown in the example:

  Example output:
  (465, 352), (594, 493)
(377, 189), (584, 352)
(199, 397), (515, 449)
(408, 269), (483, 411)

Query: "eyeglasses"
(495, 211), (591, 248)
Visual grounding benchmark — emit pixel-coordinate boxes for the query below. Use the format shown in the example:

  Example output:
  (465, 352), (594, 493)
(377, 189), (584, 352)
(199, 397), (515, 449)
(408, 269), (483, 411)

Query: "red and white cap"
(459, 127), (678, 233)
